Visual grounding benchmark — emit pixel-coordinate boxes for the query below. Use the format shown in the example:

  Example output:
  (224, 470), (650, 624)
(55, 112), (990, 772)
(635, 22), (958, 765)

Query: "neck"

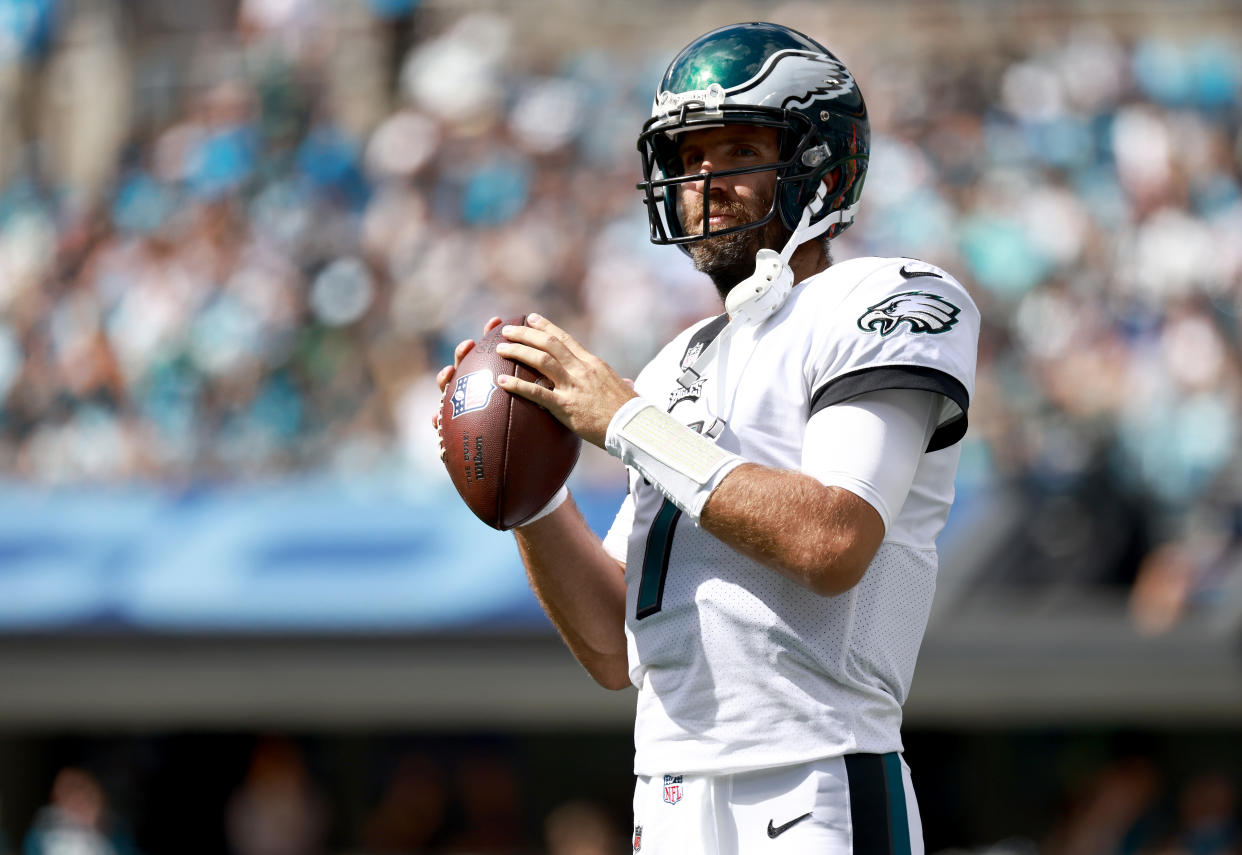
(789, 238), (830, 284)
(704, 234), (833, 305)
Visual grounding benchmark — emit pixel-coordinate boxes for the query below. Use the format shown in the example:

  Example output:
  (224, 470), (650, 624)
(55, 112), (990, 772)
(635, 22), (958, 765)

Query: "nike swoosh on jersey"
(766, 812), (812, 838)
(899, 264), (942, 280)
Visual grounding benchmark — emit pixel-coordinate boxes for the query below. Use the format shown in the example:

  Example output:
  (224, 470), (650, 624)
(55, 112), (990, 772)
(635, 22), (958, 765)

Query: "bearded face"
(678, 185), (792, 301)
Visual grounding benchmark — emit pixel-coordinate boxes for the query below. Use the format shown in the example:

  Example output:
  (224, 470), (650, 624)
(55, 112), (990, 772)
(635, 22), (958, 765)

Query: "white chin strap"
(724, 183), (855, 325)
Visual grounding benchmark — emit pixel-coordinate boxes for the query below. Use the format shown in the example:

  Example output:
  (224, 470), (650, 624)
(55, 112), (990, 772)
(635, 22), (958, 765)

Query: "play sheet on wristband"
(619, 406), (733, 482)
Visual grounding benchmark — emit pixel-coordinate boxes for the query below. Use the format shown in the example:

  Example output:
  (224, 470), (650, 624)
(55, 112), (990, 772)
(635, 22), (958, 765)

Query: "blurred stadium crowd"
(0, 0), (1241, 851)
(1, 0), (1240, 618)
(2, 736), (632, 855)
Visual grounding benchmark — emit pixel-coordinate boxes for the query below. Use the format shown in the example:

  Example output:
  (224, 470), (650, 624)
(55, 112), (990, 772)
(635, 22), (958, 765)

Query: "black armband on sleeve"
(809, 365), (970, 453)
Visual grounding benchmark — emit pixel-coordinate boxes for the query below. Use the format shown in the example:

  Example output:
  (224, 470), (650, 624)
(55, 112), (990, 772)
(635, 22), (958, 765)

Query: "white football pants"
(631, 752), (924, 854)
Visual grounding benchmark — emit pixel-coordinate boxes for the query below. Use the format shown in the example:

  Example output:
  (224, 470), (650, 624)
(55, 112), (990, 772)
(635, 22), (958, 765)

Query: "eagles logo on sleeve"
(857, 291), (961, 337)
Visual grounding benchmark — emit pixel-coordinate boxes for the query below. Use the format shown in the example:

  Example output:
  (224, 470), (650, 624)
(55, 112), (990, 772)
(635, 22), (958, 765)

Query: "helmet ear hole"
(822, 168), (842, 196)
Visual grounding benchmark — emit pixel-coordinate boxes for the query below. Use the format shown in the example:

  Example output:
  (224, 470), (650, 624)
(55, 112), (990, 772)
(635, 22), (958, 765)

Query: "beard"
(681, 196), (793, 303)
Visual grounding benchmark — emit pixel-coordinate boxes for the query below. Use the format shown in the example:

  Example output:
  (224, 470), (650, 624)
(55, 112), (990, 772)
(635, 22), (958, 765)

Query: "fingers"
(529, 312), (590, 360)
(433, 318), (505, 436)
(496, 372), (556, 409)
(436, 363), (456, 391)
(435, 341), (473, 397)
(437, 316), (503, 392)
(501, 313), (584, 365)
(432, 317), (516, 461)
(493, 315), (572, 406)
(433, 391), (445, 458)
(496, 341), (569, 385)
(434, 349), (464, 439)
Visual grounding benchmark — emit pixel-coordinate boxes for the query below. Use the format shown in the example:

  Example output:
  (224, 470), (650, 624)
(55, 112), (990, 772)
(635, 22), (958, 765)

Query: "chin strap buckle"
(723, 181), (834, 326)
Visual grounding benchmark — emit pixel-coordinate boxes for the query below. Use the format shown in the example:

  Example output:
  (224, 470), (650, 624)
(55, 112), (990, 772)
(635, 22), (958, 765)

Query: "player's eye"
(680, 150), (704, 171)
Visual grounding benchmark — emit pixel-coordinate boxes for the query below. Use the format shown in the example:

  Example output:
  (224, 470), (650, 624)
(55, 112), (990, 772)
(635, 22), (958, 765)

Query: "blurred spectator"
(1160, 772), (1239, 855)
(439, 749), (531, 854)
(543, 800), (620, 855)
(1043, 760), (1242, 855)
(356, 752), (448, 854)
(22, 767), (140, 855)
(1042, 756), (1166, 855)
(225, 738), (328, 855)
(40, 1), (131, 209)
(0, 0), (58, 188)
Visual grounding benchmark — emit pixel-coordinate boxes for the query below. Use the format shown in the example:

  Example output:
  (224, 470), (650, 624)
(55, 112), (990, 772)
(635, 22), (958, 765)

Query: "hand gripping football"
(440, 316), (581, 530)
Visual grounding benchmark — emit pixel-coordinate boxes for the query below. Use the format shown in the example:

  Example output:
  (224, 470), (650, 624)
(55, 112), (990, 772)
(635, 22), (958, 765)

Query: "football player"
(435, 21), (979, 854)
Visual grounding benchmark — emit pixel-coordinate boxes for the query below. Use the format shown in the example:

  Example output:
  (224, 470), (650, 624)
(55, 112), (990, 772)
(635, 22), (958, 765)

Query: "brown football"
(440, 315), (581, 530)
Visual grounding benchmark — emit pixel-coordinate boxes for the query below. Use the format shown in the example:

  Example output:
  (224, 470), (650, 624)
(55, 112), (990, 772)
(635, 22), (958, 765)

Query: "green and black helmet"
(637, 22), (869, 251)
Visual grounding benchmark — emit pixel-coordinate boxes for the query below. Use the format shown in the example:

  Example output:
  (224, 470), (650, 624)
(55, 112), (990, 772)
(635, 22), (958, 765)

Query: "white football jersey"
(602, 256), (980, 777)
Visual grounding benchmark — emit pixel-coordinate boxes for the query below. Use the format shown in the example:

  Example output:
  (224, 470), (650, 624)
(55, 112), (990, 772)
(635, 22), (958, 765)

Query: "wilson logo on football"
(450, 370), (498, 419)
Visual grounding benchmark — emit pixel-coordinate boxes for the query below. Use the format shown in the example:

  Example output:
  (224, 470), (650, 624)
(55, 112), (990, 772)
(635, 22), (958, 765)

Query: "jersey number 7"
(636, 499), (681, 619)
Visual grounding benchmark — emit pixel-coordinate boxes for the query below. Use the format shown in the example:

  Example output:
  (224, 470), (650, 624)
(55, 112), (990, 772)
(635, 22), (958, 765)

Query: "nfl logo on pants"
(663, 774), (683, 805)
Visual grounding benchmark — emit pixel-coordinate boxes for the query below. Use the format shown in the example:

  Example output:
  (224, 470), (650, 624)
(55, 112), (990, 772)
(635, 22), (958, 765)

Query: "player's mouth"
(687, 210), (740, 234)
(684, 202), (754, 235)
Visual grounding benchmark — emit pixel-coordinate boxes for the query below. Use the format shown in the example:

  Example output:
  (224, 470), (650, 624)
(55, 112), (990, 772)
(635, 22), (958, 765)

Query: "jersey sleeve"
(807, 259), (979, 452)
(802, 388), (938, 531)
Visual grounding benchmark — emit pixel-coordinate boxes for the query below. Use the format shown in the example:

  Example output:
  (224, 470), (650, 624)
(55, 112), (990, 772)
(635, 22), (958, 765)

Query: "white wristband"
(516, 484), (569, 528)
(604, 397), (745, 522)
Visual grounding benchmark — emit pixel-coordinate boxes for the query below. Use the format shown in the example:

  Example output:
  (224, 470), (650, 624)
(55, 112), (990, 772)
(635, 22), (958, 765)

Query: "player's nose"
(686, 164), (727, 198)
